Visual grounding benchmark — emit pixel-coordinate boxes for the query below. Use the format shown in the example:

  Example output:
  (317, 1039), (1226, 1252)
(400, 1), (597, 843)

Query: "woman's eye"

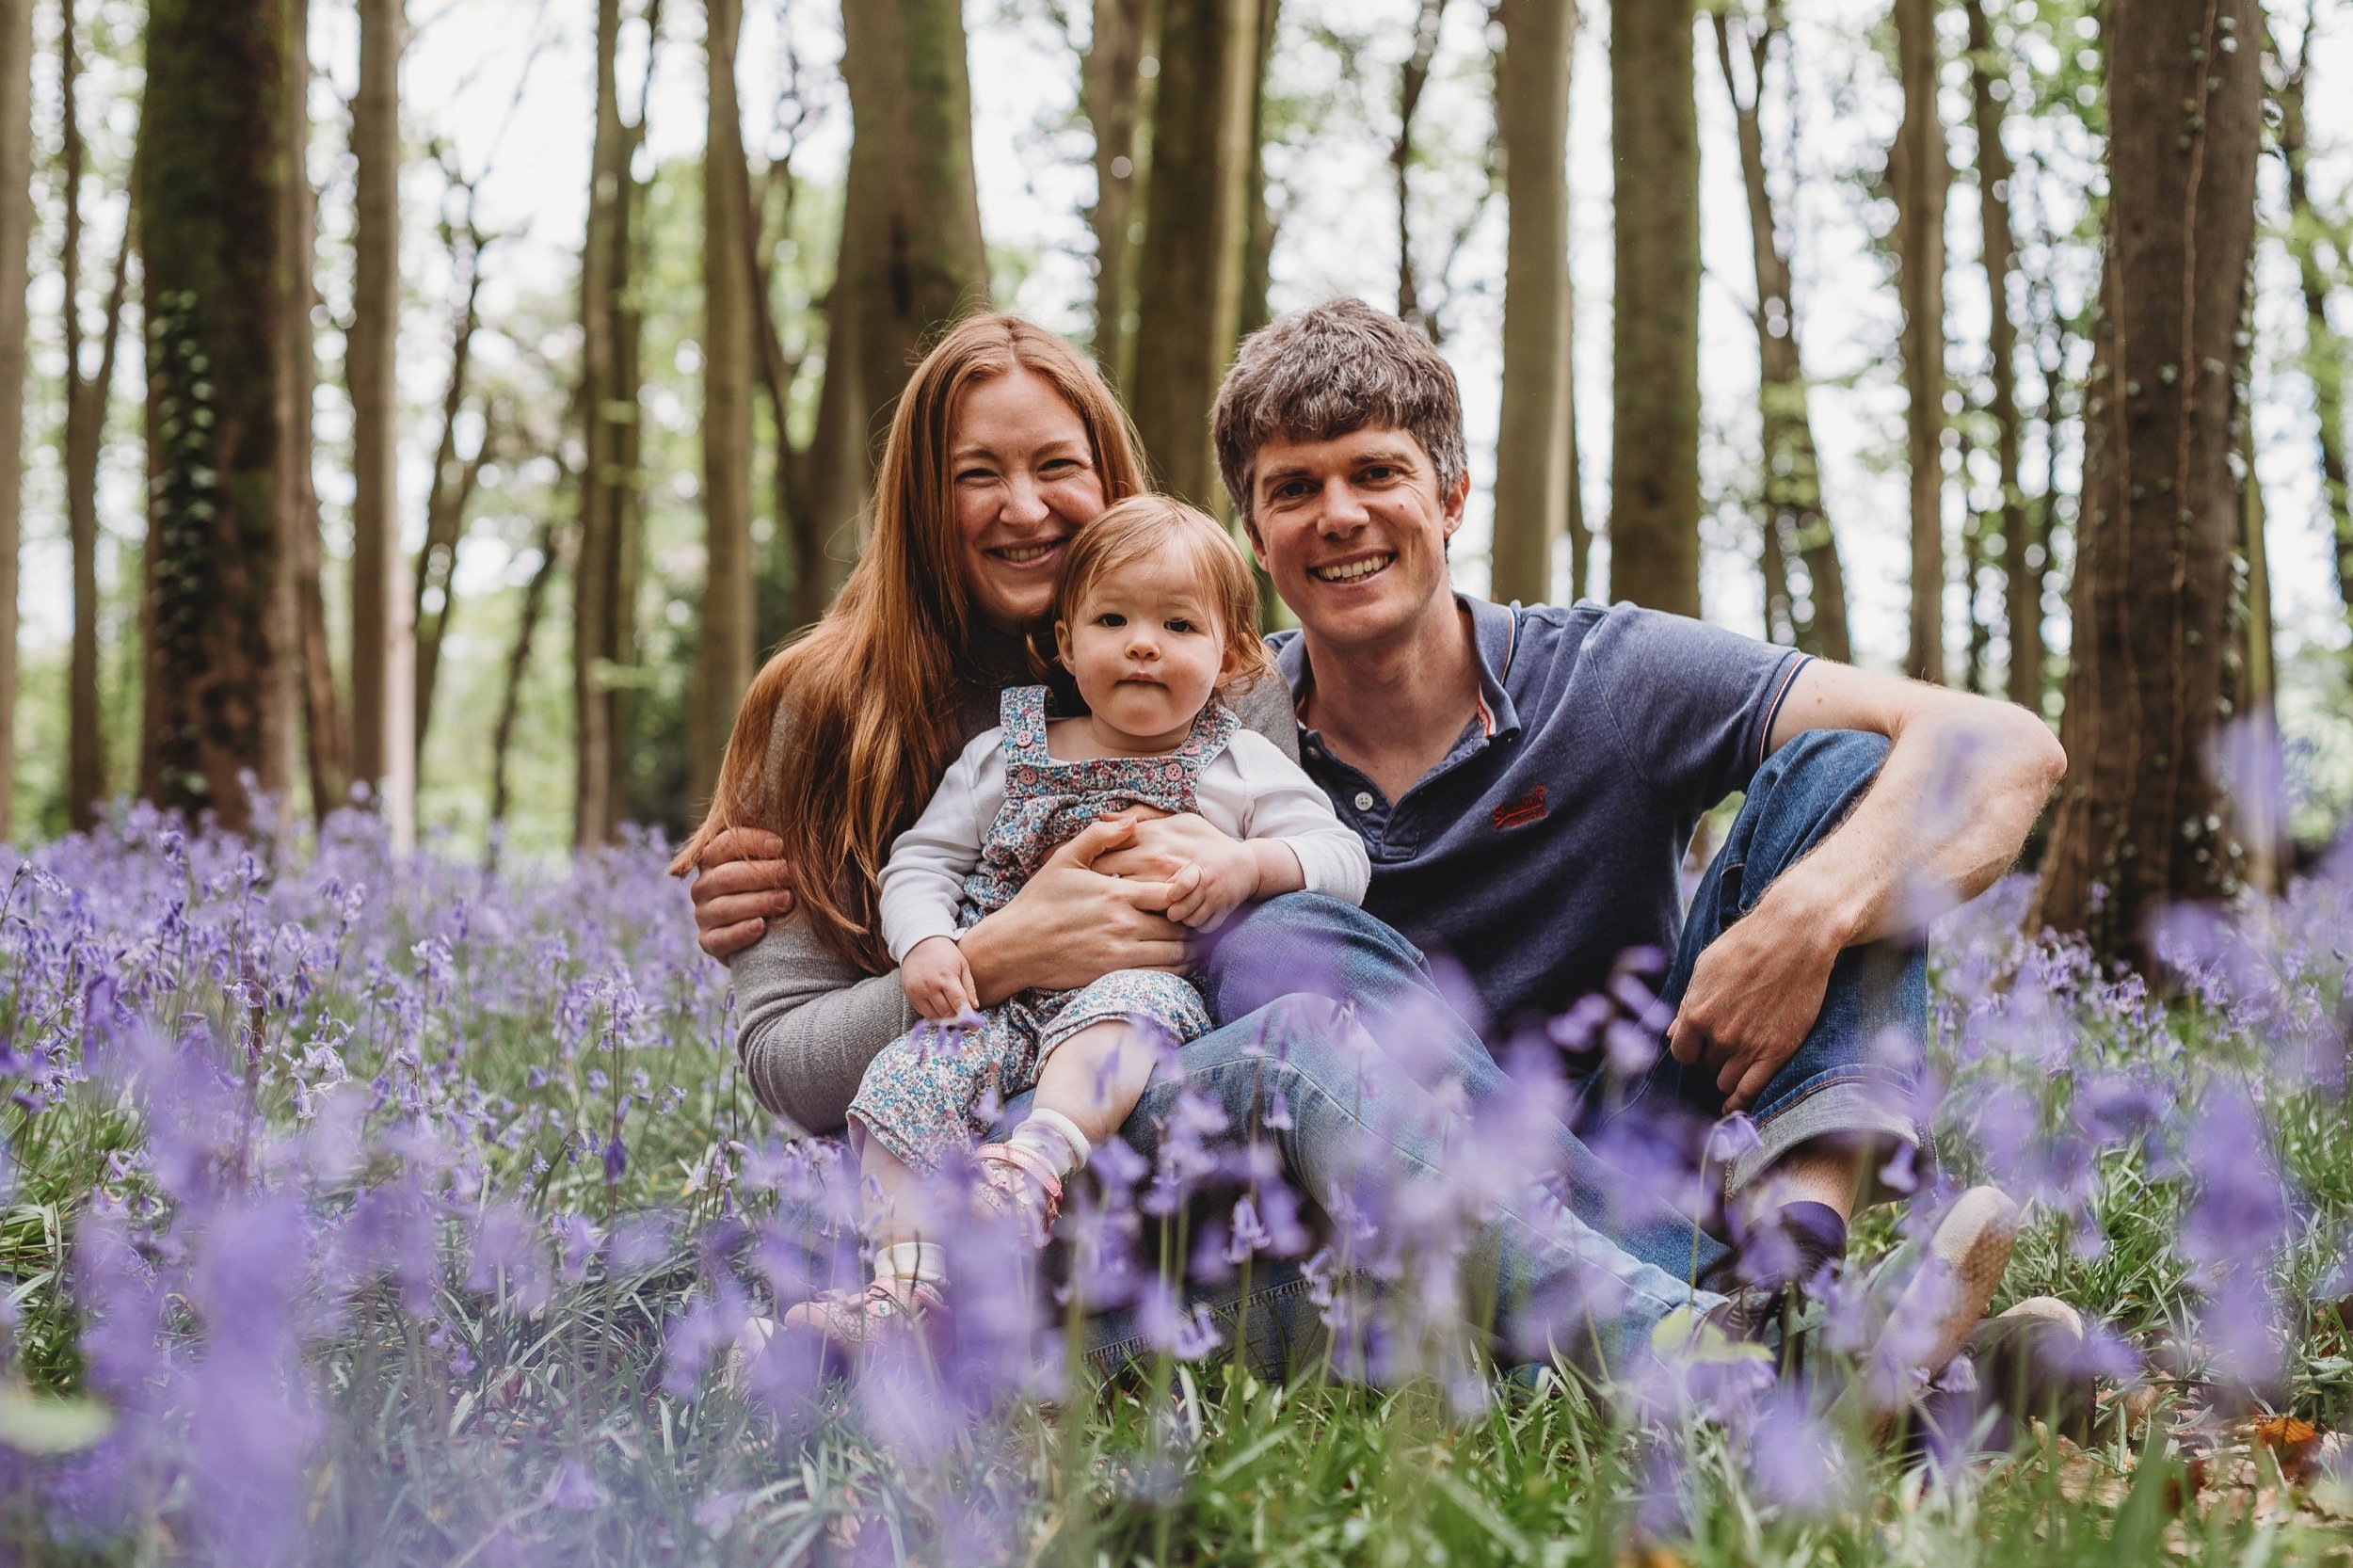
(957, 468), (994, 485)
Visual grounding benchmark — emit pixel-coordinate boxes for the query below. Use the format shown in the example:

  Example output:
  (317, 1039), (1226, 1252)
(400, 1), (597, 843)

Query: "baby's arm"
(1165, 732), (1373, 929)
(878, 732), (1007, 1016)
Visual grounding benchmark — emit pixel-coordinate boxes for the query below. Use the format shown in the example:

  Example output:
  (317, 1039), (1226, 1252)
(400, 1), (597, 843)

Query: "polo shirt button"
(1353, 791), (1375, 811)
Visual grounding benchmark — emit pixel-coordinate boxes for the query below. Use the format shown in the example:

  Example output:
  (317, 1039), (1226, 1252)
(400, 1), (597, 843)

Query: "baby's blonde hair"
(1046, 495), (1276, 694)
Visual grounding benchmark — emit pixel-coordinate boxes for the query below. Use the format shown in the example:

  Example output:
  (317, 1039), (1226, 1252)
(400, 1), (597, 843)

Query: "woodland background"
(0, 0), (2335, 970)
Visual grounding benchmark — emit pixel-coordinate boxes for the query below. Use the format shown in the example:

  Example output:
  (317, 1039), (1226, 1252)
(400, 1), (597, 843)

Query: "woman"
(680, 313), (1744, 1378)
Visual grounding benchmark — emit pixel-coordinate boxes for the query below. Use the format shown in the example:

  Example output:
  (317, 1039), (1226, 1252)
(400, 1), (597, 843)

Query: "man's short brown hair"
(1211, 296), (1468, 535)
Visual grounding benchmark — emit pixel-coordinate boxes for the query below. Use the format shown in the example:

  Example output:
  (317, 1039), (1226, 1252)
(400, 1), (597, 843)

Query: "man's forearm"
(1758, 708), (2063, 951)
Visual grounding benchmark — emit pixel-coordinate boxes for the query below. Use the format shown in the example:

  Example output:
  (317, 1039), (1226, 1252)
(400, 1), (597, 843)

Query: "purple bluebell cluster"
(0, 798), (2342, 1560)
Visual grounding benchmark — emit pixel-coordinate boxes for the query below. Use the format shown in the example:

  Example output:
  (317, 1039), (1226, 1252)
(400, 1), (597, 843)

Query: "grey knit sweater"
(725, 632), (1298, 1135)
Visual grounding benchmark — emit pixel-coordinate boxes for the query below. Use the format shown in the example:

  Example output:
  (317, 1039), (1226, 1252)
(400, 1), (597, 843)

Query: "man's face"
(1247, 426), (1466, 652)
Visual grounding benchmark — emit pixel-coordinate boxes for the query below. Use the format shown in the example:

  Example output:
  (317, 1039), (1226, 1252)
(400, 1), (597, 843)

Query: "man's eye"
(1362, 466), (1397, 482)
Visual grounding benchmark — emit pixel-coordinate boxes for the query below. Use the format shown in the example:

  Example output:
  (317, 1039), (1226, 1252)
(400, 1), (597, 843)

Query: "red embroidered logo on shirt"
(1493, 787), (1547, 831)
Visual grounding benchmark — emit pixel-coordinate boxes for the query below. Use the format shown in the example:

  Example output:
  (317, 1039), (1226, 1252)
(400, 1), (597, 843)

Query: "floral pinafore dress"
(848, 685), (1237, 1173)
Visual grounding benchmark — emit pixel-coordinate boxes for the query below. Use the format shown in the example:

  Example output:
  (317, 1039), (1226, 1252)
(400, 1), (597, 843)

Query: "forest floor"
(0, 809), (2349, 1565)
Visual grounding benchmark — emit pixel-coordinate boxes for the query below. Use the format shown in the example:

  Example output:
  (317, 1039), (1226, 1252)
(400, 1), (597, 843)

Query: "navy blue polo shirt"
(1269, 596), (1808, 1033)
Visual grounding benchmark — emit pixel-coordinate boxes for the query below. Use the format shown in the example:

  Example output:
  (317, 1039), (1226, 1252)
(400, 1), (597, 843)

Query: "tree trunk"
(695, 0), (756, 808)
(1491, 0), (1574, 605)
(1714, 3), (1851, 660)
(61, 0), (132, 830)
(1090, 0), (1151, 388)
(2274, 24), (2353, 627)
(1894, 0), (1948, 682)
(837, 0), (988, 453)
(0, 0), (29, 840)
(2029, 0), (2262, 969)
(1609, 0), (1700, 616)
(1965, 0), (2033, 708)
(573, 0), (653, 846)
(141, 0), (296, 827)
(411, 188), (487, 754)
(1132, 0), (1262, 504)
(490, 505), (568, 860)
(279, 0), (344, 824)
(1393, 0), (1449, 332)
(348, 0), (412, 842)
(2233, 396), (2279, 895)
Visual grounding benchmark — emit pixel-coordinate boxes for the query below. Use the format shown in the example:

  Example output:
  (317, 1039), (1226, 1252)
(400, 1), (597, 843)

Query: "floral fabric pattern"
(850, 686), (1236, 1172)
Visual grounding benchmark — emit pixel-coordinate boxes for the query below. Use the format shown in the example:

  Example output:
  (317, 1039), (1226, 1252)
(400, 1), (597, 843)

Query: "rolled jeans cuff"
(1729, 1073), (1922, 1204)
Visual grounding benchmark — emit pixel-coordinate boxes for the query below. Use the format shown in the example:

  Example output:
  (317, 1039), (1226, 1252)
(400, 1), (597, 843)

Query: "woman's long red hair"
(671, 313), (1146, 973)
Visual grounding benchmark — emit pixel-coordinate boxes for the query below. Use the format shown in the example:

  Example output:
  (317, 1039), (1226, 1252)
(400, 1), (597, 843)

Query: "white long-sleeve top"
(878, 724), (1371, 964)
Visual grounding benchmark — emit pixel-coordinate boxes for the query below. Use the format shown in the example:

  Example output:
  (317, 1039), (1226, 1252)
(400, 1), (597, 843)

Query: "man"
(1204, 298), (2066, 1291)
(695, 299), (2068, 1393)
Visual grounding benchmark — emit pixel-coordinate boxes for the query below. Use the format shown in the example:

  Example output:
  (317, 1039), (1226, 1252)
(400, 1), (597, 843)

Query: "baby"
(785, 495), (1369, 1355)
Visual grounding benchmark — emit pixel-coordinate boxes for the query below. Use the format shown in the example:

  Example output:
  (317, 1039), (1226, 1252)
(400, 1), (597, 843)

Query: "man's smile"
(1311, 552), (1395, 584)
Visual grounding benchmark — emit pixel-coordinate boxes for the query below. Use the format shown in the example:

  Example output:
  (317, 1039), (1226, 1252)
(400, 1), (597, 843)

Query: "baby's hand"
(901, 936), (978, 1021)
(1163, 838), (1263, 932)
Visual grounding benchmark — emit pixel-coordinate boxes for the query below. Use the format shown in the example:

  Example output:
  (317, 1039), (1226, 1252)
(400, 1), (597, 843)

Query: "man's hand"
(688, 827), (796, 960)
(900, 936), (979, 1021)
(1666, 896), (1840, 1112)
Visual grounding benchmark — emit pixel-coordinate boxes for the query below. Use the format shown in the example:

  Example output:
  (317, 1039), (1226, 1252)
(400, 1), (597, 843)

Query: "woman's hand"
(688, 828), (798, 960)
(958, 817), (1191, 1004)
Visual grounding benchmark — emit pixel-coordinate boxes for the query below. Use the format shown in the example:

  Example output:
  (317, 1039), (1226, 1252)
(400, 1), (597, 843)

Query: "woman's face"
(951, 368), (1109, 632)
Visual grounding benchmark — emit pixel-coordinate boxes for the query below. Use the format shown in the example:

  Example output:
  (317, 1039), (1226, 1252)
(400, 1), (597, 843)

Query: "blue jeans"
(1614, 729), (1927, 1200)
(1029, 729), (1925, 1379)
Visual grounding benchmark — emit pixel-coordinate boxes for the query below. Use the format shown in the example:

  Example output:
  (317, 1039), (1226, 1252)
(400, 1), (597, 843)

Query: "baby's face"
(1057, 555), (1231, 748)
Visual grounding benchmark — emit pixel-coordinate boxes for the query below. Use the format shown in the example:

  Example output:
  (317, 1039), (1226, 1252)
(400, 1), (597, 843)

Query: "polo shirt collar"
(1277, 593), (1523, 743)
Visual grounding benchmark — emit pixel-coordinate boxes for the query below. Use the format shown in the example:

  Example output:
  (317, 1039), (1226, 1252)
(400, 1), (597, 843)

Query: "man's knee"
(1201, 892), (1406, 1013)
(1737, 729), (1890, 869)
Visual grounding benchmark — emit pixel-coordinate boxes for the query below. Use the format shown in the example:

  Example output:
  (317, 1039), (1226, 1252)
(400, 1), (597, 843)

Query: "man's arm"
(1669, 659), (2067, 1110)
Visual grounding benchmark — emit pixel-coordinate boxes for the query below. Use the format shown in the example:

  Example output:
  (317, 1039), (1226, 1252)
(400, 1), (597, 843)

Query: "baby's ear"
(1052, 619), (1074, 667)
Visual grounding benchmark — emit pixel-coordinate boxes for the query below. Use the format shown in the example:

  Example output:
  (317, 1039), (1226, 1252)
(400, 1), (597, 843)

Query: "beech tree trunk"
(573, 0), (645, 846)
(1894, 0), (1948, 682)
(141, 0), (296, 826)
(1133, 0), (1263, 504)
(284, 0), (345, 824)
(348, 0), (413, 843)
(694, 0), (755, 807)
(1964, 0), (2034, 708)
(61, 0), (132, 830)
(1715, 2), (1851, 661)
(0, 0), (28, 840)
(837, 0), (988, 447)
(1609, 0), (1701, 616)
(2029, 0), (2262, 969)
(1491, 0), (1574, 605)
(1090, 0), (1151, 388)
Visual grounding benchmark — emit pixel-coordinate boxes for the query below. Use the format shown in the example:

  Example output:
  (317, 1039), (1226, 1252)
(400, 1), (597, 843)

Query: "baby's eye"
(1096, 612), (1127, 628)
(1164, 618), (1197, 634)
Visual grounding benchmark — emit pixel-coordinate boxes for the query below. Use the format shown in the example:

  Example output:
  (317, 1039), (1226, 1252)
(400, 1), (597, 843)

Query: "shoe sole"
(1844, 1185), (2021, 1434)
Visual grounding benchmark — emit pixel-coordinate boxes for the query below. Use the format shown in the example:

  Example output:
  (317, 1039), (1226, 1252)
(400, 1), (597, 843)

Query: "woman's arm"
(728, 914), (916, 1135)
(955, 817), (1193, 1005)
